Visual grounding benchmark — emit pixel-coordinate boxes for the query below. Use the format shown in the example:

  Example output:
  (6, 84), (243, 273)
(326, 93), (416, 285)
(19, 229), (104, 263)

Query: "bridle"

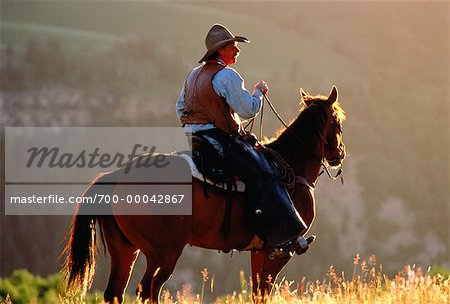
(246, 94), (345, 184)
(324, 111), (346, 168)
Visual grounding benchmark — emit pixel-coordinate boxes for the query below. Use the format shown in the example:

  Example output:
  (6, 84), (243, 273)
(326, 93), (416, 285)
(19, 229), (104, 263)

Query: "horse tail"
(62, 172), (114, 295)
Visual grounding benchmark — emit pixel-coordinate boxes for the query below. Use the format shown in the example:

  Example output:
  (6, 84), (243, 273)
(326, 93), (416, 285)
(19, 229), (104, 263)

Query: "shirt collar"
(206, 59), (227, 67)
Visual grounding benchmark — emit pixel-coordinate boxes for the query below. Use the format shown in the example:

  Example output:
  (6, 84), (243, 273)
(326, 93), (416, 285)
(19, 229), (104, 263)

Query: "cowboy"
(176, 24), (308, 252)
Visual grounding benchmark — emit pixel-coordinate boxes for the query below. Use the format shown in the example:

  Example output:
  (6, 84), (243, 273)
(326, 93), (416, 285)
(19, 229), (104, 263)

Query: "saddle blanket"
(177, 153), (246, 192)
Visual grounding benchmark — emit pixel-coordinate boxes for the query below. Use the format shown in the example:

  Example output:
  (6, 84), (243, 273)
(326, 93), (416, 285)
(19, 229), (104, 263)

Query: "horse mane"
(264, 93), (346, 153)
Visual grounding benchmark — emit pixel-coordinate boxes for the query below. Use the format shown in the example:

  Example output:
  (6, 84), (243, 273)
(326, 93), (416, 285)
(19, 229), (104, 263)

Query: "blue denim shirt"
(176, 61), (263, 133)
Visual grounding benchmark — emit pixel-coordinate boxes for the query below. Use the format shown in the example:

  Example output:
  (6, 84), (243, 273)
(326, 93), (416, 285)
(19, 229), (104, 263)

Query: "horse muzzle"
(326, 144), (346, 167)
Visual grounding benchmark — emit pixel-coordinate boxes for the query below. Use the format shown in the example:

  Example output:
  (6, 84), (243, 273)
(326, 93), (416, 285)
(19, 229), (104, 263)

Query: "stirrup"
(268, 235), (316, 260)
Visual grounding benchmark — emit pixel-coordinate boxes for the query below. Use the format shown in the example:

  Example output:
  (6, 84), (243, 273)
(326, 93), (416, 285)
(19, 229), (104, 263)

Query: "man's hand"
(254, 80), (269, 95)
(240, 131), (258, 146)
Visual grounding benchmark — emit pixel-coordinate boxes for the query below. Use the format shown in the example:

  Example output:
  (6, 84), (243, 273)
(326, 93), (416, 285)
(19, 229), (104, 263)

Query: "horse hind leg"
(137, 247), (184, 303)
(101, 216), (139, 303)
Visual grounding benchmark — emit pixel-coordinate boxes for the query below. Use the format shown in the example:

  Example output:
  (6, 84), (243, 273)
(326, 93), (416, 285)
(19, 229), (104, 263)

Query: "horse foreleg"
(102, 216), (139, 303)
(251, 248), (291, 301)
(137, 248), (184, 303)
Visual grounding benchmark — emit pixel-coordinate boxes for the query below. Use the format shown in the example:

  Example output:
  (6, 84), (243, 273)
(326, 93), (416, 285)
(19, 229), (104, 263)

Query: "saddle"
(177, 134), (300, 246)
(177, 152), (246, 192)
(179, 133), (294, 193)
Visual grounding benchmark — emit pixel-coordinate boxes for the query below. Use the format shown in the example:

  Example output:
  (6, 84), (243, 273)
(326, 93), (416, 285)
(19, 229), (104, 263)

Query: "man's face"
(218, 42), (240, 65)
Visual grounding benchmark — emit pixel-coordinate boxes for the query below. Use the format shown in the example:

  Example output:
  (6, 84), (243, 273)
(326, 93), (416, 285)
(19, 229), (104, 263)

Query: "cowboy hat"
(199, 24), (250, 63)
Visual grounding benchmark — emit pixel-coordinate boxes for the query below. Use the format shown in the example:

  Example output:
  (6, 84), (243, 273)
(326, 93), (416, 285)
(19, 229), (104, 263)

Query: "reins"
(244, 94), (265, 140)
(246, 94), (344, 184)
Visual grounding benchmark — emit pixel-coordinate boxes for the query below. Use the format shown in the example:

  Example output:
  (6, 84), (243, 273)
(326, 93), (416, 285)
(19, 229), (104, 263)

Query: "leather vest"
(180, 61), (240, 136)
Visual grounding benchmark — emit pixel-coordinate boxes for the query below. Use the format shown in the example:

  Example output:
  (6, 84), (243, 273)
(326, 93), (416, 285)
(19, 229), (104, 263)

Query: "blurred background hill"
(1, 0), (449, 296)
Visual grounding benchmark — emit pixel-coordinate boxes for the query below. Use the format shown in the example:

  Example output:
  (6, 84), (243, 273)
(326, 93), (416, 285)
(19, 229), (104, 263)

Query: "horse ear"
(327, 86), (338, 105)
(300, 88), (308, 99)
(300, 88), (309, 104)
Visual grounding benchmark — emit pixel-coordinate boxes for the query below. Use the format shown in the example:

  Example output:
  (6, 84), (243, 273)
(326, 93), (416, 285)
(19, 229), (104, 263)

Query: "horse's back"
(97, 153), (253, 251)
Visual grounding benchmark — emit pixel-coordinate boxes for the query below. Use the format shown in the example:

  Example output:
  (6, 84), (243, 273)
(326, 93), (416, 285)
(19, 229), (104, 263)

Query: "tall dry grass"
(160, 255), (450, 304)
(2, 255), (449, 303)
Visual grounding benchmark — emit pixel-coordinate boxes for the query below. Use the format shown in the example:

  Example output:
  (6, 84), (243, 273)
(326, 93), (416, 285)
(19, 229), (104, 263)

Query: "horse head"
(300, 86), (346, 167)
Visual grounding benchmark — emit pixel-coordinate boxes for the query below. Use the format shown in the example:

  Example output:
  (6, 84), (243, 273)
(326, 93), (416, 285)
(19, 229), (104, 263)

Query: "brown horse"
(63, 86), (346, 303)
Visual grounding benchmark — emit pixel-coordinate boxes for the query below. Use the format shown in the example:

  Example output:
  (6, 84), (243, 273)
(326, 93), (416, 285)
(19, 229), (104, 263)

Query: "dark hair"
(206, 51), (220, 61)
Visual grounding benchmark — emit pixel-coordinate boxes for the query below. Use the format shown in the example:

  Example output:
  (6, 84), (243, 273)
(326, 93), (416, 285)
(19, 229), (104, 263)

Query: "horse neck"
(268, 117), (327, 185)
